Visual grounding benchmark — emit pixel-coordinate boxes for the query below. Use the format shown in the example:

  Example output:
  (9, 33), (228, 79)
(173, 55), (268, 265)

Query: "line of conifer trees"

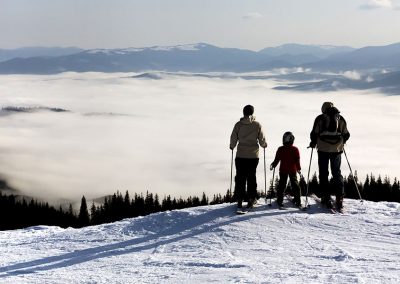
(0, 193), (77, 230)
(1, 172), (399, 231)
(296, 172), (400, 202)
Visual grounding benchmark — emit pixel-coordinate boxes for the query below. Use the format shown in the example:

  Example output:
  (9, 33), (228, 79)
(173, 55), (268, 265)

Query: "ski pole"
(343, 148), (363, 202)
(304, 147), (314, 208)
(264, 148), (267, 198)
(230, 149), (233, 197)
(269, 167), (275, 206)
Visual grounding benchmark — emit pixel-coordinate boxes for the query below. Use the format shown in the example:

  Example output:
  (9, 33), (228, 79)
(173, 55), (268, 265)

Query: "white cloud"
(366, 75), (374, 82)
(342, 70), (362, 80)
(331, 81), (342, 88)
(360, 0), (394, 10)
(1, 72), (400, 202)
(242, 12), (263, 19)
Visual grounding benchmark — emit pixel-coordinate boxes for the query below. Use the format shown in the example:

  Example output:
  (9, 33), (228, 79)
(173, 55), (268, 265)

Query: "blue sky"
(1, 0), (399, 50)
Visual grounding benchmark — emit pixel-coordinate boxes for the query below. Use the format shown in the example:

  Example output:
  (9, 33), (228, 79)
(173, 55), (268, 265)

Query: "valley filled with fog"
(0, 72), (399, 202)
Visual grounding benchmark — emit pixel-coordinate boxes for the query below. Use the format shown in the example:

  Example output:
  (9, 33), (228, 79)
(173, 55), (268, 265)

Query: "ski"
(309, 194), (342, 214)
(235, 199), (259, 214)
(284, 194), (307, 211)
(236, 206), (254, 214)
(236, 209), (248, 215)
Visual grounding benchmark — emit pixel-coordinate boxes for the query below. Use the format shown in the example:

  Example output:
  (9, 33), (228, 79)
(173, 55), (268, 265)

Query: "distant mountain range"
(0, 42), (399, 74)
(0, 47), (83, 62)
(305, 43), (400, 71)
(273, 70), (400, 95)
(259, 43), (354, 60)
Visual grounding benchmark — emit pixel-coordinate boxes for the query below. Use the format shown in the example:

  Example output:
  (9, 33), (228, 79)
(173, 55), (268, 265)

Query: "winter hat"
(243, 105), (254, 116)
(321, 102), (334, 114)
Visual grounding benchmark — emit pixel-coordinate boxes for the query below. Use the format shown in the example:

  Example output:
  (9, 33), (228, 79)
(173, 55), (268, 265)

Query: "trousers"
(234, 158), (259, 201)
(318, 151), (344, 199)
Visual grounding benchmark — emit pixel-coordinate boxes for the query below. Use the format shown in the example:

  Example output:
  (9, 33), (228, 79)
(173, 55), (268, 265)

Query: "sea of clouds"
(0, 72), (399, 202)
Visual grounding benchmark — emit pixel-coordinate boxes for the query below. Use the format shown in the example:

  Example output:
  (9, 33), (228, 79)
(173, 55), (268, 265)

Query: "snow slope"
(0, 198), (399, 283)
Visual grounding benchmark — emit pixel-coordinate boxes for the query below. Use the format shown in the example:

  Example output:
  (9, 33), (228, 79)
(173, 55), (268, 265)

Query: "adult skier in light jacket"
(230, 105), (267, 209)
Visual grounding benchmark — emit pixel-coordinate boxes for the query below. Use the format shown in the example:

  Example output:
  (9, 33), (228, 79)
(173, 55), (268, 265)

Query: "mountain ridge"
(0, 42), (399, 74)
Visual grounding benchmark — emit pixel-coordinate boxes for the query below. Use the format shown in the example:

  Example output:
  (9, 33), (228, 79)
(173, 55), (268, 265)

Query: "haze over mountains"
(1, 42), (400, 94)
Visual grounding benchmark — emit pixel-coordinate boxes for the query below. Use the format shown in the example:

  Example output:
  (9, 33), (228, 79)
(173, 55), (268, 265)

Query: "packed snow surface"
(1, 198), (399, 283)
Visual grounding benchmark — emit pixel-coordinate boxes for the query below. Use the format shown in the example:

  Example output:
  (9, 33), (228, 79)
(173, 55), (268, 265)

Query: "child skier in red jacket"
(270, 132), (302, 208)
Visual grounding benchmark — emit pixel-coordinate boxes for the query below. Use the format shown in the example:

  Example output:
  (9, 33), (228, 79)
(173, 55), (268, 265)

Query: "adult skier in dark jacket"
(230, 105), (267, 209)
(309, 102), (350, 211)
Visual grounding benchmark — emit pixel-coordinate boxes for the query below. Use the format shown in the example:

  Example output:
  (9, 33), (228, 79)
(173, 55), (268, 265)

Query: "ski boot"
(321, 196), (334, 209)
(336, 195), (344, 213)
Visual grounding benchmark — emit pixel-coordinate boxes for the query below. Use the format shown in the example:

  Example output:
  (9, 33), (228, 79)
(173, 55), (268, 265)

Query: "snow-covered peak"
(84, 44), (209, 55)
(148, 43), (204, 51)
(86, 49), (115, 55)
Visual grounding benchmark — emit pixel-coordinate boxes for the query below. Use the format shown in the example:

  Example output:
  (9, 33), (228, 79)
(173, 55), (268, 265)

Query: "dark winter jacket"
(310, 111), (350, 153)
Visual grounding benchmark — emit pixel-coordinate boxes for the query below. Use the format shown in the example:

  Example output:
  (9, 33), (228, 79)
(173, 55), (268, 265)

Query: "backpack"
(319, 107), (342, 144)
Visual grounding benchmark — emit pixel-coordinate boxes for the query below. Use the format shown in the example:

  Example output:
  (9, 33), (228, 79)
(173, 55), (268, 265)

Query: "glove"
(270, 164), (274, 171)
(309, 141), (316, 149)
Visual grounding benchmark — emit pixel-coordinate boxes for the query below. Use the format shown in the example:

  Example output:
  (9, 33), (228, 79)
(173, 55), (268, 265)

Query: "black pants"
(277, 173), (301, 205)
(234, 158), (259, 201)
(318, 151), (344, 199)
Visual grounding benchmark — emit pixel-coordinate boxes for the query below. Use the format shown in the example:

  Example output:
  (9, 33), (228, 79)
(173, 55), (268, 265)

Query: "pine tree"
(162, 195), (172, 211)
(145, 191), (155, 214)
(392, 178), (400, 202)
(90, 202), (98, 225)
(309, 173), (320, 196)
(78, 196), (90, 227)
(124, 190), (131, 217)
(201, 192), (208, 205)
(224, 188), (233, 203)
(154, 194), (161, 212)
(363, 175), (371, 200)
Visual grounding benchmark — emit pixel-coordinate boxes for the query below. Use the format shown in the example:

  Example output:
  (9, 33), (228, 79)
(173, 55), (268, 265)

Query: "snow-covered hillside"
(0, 198), (399, 283)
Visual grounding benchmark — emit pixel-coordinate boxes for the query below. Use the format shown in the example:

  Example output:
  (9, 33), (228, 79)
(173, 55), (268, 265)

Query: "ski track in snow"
(0, 198), (399, 283)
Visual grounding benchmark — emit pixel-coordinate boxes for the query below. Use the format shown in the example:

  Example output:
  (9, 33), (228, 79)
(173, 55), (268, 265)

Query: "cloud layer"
(360, 0), (398, 9)
(242, 12), (263, 20)
(0, 72), (399, 202)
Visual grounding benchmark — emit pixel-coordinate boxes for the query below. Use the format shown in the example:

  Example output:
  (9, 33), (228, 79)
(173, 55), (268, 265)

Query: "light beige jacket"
(230, 116), (267, 158)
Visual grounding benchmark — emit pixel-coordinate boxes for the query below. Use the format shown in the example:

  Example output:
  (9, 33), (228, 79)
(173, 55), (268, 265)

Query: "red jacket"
(271, 145), (301, 174)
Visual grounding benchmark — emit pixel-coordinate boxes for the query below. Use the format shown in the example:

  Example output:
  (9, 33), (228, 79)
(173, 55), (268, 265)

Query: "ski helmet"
(243, 105), (254, 116)
(283, 131), (295, 144)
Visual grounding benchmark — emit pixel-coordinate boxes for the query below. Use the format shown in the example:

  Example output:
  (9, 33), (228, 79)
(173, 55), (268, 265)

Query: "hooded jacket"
(310, 108), (350, 153)
(230, 116), (267, 158)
